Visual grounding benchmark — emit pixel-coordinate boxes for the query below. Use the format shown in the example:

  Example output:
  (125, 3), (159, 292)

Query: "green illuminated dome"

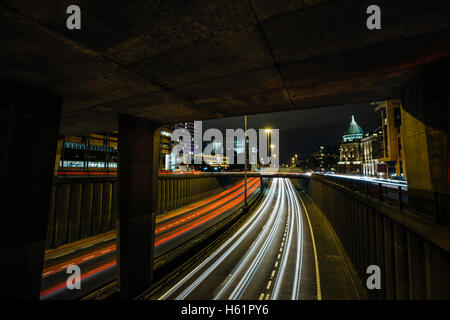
(343, 115), (363, 142)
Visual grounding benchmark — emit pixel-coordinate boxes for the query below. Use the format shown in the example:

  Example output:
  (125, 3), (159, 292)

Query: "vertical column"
(165, 178), (170, 212)
(54, 137), (63, 176)
(177, 178), (181, 209)
(180, 178), (185, 207)
(118, 114), (160, 299)
(401, 60), (449, 224)
(169, 178), (174, 211)
(157, 180), (161, 215)
(160, 179), (165, 214)
(0, 82), (61, 299)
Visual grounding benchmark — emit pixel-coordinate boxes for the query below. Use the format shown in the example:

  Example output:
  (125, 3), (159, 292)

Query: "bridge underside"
(0, 1), (449, 300)
(0, 0), (449, 134)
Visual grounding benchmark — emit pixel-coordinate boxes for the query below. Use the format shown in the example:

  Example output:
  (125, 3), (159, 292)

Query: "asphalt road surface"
(40, 177), (261, 300)
(157, 178), (318, 300)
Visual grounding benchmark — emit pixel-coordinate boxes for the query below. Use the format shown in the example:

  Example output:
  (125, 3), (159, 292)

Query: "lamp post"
(265, 128), (271, 167)
(244, 115), (248, 207)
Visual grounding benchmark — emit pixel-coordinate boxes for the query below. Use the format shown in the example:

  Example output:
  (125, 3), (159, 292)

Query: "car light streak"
(158, 179), (279, 300)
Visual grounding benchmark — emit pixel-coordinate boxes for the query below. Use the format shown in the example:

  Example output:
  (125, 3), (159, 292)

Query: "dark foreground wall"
(45, 175), (240, 249)
(293, 177), (450, 300)
(156, 175), (240, 215)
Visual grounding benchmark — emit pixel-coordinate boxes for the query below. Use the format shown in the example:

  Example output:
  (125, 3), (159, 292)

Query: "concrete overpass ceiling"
(1, 0), (449, 134)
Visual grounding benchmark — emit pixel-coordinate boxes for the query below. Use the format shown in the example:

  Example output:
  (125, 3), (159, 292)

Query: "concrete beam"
(0, 1), (449, 134)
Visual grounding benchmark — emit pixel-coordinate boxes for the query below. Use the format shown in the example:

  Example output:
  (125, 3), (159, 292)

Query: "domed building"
(343, 115), (364, 142)
(338, 115), (364, 174)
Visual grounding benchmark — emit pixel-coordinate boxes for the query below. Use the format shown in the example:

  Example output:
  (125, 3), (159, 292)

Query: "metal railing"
(299, 176), (450, 299)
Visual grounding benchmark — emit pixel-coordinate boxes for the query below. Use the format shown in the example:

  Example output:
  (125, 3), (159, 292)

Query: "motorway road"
(157, 178), (319, 300)
(40, 177), (261, 300)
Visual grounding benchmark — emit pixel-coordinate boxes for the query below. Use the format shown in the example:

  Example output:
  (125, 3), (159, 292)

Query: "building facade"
(338, 115), (364, 174)
(361, 127), (385, 176)
(375, 100), (407, 179)
(309, 145), (339, 172)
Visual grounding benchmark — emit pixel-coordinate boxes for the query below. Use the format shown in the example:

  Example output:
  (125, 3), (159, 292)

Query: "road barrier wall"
(293, 176), (450, 300)
(45, 175), (240, 249)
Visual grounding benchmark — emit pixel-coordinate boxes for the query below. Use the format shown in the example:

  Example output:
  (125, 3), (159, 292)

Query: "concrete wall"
(157, 175), (240, 215)
(45, 175), (240, 249)
(46, 178), (118, 249)
(294, 176), (450, 300)
(401, 60), (449, 224)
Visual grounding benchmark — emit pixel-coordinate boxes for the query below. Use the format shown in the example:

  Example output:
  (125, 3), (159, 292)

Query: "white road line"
(220, 179), (285, 300)
(271, 179), (295, 299)
(289, 180), (304, 300)
(159, 179), (279, 300)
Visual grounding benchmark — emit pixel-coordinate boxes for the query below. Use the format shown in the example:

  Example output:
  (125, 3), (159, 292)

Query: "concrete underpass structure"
(0, 1), (449, 299)
(45, 174), (241, 249)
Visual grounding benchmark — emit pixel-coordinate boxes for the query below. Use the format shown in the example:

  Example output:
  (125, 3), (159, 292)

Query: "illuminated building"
(309, 145), (339, 172)
(338, 115), (364, 174)
(160, 125), (172, 170)
(194, 154), (230, 170)
(58, 132), (118, 173)
(361, 128), (385, 176)
(374, 100), (407, 179)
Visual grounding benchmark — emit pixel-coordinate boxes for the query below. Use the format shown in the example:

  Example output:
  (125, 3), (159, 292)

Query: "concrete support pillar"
(172, 178), (177, 210)
(165, 179), (170, 212)
(177, 178), (181, 209)
(180, 178), (185, 207)
(188, 178), (192, 202)
(0, 82), (61, 299)
(169, 178), (174, 211)
(54, 137), (63, 176)
(157, 180), (161, 215)
(184, 178), (187, 206)
(401, 60), (449, 224)
(160, 180), (165, 214)
(117, 114), (160, 299)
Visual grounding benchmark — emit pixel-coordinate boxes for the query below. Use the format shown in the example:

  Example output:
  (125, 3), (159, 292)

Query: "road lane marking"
(298, 192), (322, 300)
(225, 179), (285, 300)
(271, 179), (296, 300)
(161, 179), (277, 300)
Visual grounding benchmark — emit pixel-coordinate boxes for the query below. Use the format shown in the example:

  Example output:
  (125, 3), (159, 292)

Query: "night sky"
(203, 103), (379, 165)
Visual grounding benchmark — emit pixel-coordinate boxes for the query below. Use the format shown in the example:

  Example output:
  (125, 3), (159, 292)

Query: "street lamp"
(265, 128), (272, 166)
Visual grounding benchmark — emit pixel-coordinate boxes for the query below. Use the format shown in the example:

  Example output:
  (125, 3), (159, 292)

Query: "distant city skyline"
(203, 102), (379, 165)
